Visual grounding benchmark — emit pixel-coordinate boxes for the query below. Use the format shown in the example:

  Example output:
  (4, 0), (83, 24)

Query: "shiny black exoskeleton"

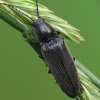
(33, 18), (58, 42)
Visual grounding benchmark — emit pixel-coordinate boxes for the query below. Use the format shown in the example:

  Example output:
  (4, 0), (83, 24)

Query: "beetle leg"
(73, 57), (75, 61)
(39, 52), (44, 58)
(56, 31), (60, 35)
(46, 64), (48, 67)
(39, 53), (48, 67)
(25, 39), (39, 43)
(80, 84), (84, 93)
(48, 69), (52, 74)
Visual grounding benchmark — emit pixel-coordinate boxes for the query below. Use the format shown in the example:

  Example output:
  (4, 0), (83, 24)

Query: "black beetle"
(3, 0), (84, 98)
(34, 0), (84, 98)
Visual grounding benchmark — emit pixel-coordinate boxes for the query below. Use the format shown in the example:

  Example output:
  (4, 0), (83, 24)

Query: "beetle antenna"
(36, 0), (40, 18)
(0, 3), (34, 21)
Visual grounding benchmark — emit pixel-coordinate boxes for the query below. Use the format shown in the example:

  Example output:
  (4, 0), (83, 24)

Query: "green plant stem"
(0, 9), (41, 54)
(0, 9), (27, 33)
(75, 59), (100, 89)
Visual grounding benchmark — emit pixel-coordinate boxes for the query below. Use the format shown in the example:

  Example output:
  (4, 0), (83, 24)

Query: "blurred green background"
(0, 0), (100, 100)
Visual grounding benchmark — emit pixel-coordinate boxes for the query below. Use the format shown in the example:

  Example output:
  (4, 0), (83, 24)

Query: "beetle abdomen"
(41, 37), (82, 98)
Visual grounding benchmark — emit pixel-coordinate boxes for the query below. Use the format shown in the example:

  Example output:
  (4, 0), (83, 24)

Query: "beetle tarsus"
(73, 57), (75, 61)
(48, 69), (51, 74)
(39, 53), (43, 58)
(56, 31), (60, 35)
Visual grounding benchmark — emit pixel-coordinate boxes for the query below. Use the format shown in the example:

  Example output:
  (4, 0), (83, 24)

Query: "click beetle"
(2, 0), (84, 98)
